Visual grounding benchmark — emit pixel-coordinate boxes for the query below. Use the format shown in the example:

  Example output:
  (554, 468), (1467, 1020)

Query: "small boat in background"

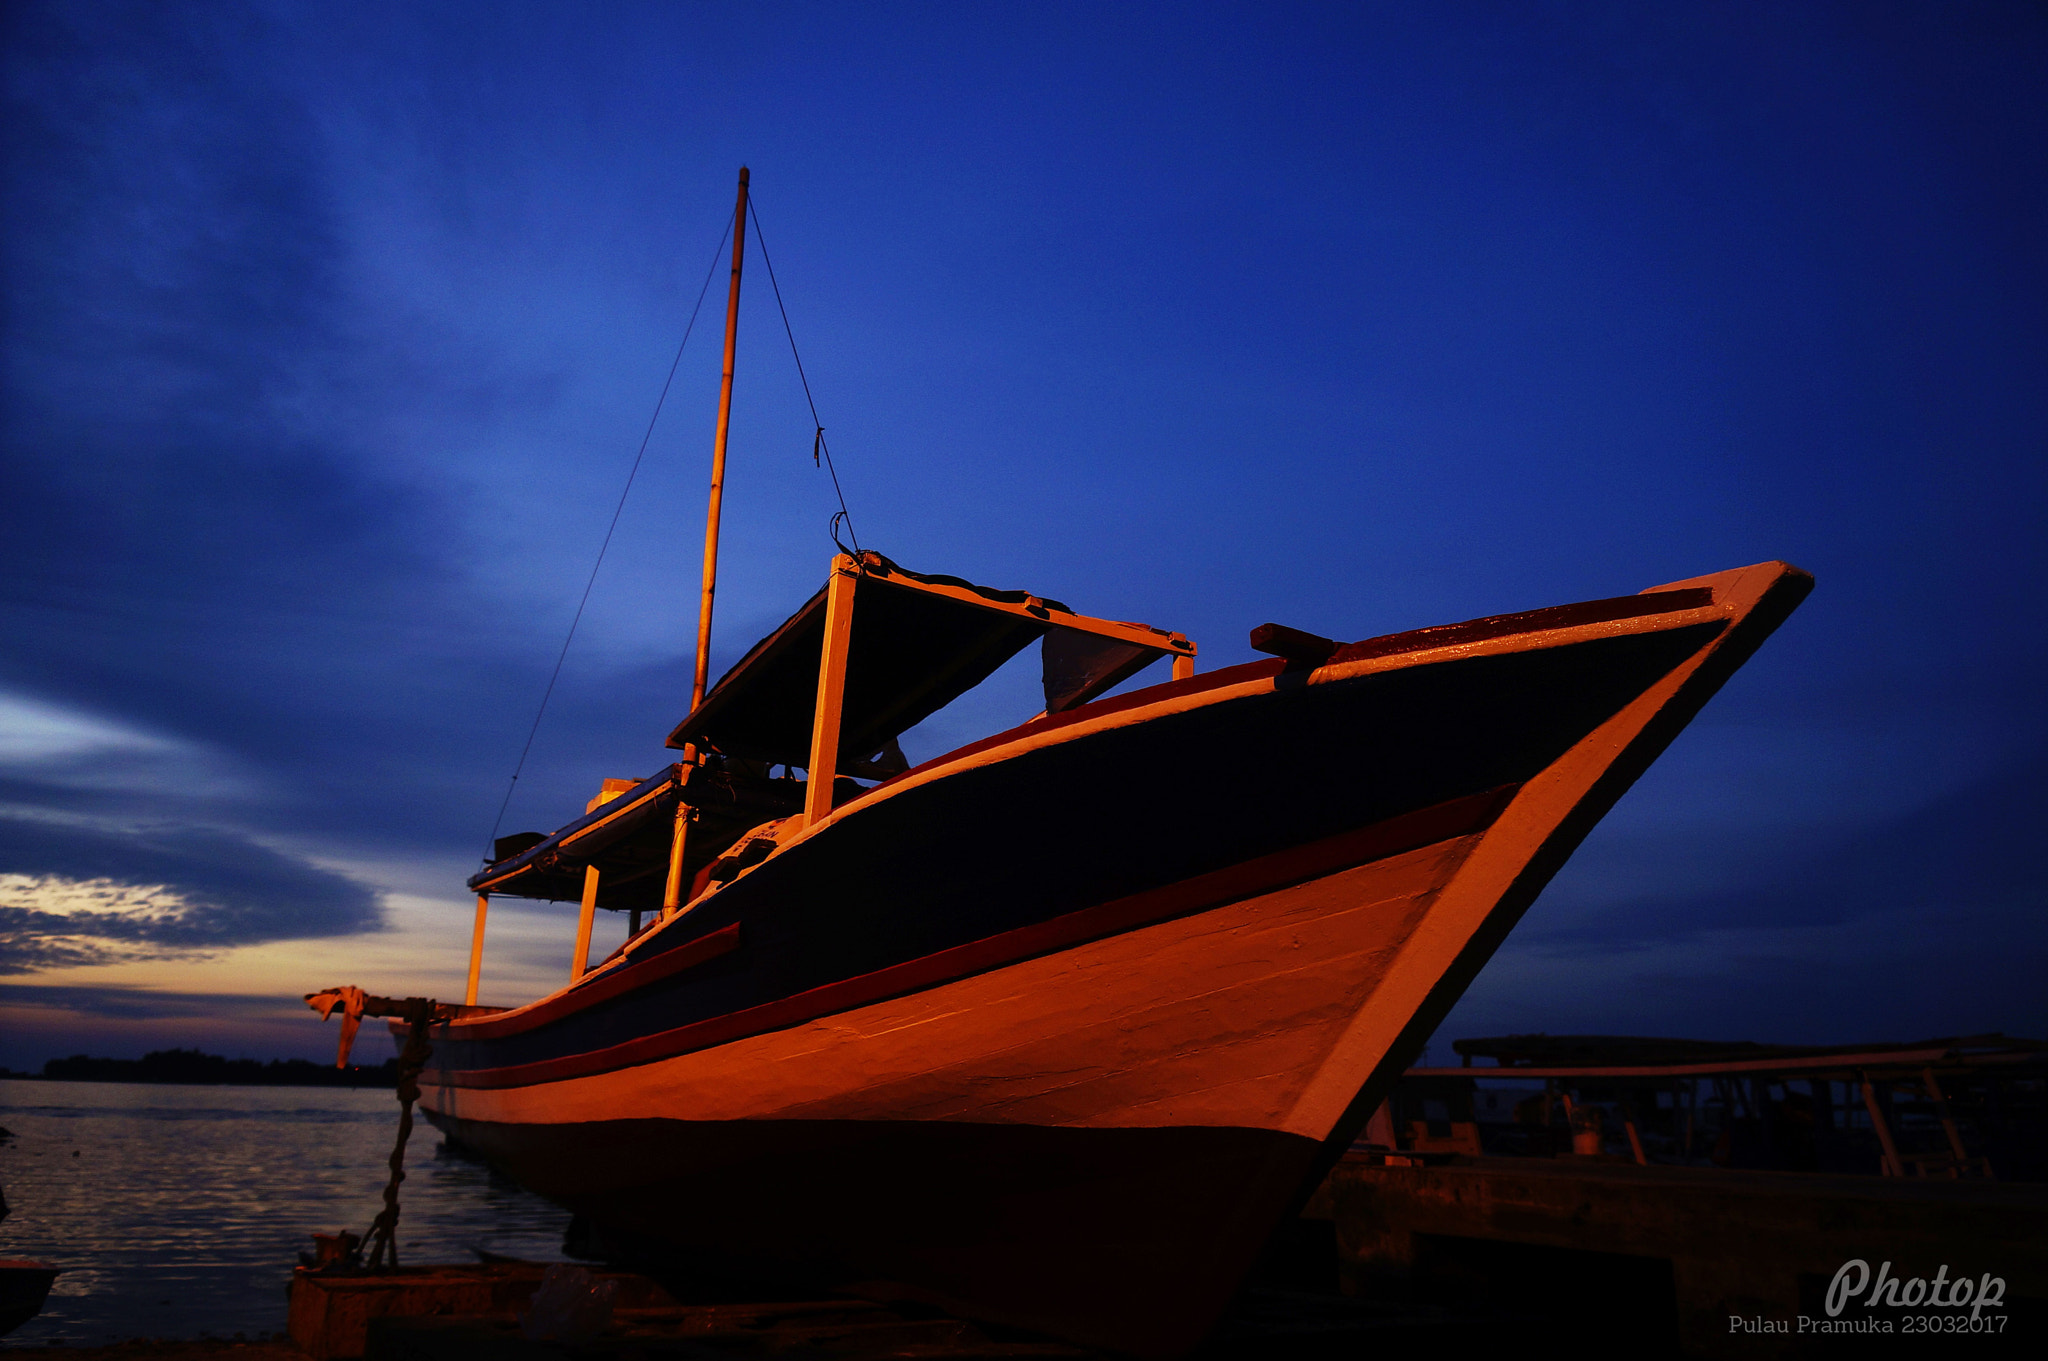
(0, 1260), (59, 1338)
(0, 1173), (62, 1337)
(312, 170), (1813, 1356)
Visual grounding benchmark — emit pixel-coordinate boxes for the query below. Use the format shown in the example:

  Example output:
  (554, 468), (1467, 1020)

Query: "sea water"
(0, 1079), (571, 1344)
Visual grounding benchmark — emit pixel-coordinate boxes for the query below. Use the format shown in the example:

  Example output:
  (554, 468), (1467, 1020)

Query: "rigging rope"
(747, 196), (861, 556)
(483, 219), (733, 859)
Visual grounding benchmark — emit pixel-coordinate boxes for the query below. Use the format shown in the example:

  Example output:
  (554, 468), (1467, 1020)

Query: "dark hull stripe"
(455, 924), (742, 1042)
(437, 783), (1516, 1090)
(903, 585), (1715, 779)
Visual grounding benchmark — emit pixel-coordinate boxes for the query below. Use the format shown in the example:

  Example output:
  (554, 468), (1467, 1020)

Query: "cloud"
(0, 981), (351, 1067)
(0, 814), (381, 974)
(0, 4), (506, 853)
(0, 691), (257, 811)
(0, 981), (301, 1022)
(0, 4), (696, 863)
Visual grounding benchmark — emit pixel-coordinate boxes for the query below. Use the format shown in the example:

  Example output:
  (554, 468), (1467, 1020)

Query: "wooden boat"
(423, 553), (1808, 1356)
(320, 173), (1814, 1356)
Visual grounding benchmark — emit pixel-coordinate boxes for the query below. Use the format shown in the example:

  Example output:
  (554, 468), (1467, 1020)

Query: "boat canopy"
(469, 552), (1194, 918)
(666, 552), (1194, 769)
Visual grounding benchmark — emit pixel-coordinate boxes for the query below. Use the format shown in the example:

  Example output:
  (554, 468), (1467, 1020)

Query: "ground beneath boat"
(6, 1343), (300, 1358)
(21, 1290), (1520, 1359)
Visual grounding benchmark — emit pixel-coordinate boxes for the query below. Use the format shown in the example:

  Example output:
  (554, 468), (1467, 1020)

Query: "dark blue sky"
(2, 1), (2042, 1065)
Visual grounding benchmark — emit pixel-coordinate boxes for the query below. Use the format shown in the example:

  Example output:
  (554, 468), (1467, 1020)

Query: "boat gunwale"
(775, 583), (1733, 859)
(880, 583), (1719, 791)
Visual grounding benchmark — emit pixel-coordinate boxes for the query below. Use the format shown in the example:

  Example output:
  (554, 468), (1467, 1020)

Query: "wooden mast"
(693, 167), (749, 712)
(664, 166), (750, 920)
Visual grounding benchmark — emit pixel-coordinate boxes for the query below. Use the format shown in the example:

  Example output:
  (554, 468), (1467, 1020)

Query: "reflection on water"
(0, 1079), (570, 1344)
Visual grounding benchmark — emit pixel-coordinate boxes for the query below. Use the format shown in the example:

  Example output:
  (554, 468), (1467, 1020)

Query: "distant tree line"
(32, 1047), (401, 1087)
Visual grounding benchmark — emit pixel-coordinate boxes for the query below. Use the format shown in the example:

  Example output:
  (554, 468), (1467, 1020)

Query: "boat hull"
(421, 561), (1811, 1355)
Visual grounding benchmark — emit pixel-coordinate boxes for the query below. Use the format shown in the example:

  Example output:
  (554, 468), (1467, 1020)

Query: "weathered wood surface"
(286, 1265), (672, 1360)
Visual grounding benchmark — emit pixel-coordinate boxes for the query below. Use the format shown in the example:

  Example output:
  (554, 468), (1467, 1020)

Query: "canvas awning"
(467, 760), (807, 903)
(471, 553), (1194, 907)
(666, 553), (1193, 769)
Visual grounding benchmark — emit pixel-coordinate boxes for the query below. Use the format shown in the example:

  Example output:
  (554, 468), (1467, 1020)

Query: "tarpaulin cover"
(1042, 629), (1161, 714)
(666, 555), (1170, 768)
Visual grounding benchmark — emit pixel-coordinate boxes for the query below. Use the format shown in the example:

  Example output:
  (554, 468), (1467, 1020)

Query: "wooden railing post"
(1921, 1067), (1972, 1167)
(1862, 1077), (1904, 1176)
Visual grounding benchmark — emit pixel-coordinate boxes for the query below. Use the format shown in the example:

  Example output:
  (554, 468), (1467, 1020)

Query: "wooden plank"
(1921, 1066), (1973, 1166)
(1863, 1078), (1906, 1177)
(1400, 1048), (1977, 1080)
(1249, 622), (1338, 666)
(287, 1264), (672, 1360)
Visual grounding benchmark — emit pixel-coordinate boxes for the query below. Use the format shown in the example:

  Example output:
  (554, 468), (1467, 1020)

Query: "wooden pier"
(1314, 1153), (2045, 1355)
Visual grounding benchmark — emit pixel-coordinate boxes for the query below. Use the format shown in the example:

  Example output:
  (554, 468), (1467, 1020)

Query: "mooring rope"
(360, 1000), (436, 1270)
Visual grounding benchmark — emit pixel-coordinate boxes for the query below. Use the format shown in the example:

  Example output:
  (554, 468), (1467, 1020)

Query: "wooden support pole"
(464, 894), (489, 1007)
(661, 758), (695, 920)
(662, 807), (692, 919)
(572, 865), (600, 980)
(1861, 1077), (1904, 1177)
(1172, 654), (1195, 682)
(802, 559), (858, 829)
